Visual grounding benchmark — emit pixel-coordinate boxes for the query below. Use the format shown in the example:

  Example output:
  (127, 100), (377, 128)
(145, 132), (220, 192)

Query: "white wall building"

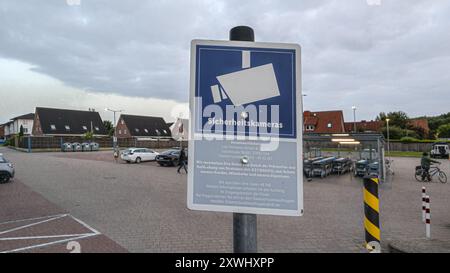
(5, 113), (35, 137)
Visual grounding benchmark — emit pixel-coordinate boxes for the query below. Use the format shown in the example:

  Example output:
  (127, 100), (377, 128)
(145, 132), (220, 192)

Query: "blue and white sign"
(188, 39), (303, 216)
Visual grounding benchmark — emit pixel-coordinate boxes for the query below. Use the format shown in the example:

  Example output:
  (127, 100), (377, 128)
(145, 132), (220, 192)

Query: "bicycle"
(415, 164), (447, 183)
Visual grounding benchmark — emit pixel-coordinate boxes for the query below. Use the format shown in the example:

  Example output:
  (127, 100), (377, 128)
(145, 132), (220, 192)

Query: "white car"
(120, 148), (159, 164)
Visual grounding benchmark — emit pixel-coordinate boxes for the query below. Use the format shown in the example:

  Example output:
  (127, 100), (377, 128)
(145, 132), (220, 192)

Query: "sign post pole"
(230, 26), (257, 253)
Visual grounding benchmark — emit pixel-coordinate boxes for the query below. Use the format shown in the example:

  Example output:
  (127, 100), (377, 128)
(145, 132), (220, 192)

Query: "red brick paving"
(0, 179), (127, 253)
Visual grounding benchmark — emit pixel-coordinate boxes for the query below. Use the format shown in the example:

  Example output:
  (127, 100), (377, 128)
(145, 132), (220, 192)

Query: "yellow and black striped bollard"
(363, 175), (380, 250)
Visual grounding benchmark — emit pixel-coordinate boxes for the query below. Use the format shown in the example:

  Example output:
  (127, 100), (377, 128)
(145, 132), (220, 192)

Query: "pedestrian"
(177, 148), (187, 174)
(113, 148), (119, 164)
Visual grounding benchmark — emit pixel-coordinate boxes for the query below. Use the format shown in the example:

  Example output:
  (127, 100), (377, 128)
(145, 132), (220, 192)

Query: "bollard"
(425, 196), (431, 239)
(363, 175), (380, 249)
(422, 187), (426, 223)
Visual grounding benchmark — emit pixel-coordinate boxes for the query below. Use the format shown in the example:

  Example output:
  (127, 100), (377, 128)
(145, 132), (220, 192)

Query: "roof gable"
(304, 110), (345, 133)
(36, 107), (107, 135)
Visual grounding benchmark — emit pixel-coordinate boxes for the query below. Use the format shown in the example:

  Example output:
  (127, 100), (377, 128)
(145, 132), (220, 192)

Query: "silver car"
(0, 153), (14, 183)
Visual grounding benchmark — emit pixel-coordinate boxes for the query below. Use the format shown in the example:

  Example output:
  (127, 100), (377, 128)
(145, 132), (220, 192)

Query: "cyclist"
(421, 152), (440, 181)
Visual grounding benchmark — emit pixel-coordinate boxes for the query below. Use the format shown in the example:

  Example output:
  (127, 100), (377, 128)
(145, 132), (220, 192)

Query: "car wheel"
(0, 173), (11, 184)
(136, 157), (142, 164)
(126, 161), (131, 164)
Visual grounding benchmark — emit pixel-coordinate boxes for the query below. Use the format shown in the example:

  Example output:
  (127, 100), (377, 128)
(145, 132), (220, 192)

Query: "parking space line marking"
(0, 214), (102, 253)
(0, 214), (66, 235)
(69, 215), (101, 235)
(0, 214), (68, 226)
(1, 234), (98, 253)
(0, 233), (95, 241)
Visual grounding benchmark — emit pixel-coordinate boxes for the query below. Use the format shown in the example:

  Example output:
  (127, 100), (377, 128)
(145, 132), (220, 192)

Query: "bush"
(400, 137), (419, 143)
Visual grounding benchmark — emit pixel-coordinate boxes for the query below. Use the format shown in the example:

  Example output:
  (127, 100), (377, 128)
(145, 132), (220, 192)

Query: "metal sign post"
(230, 26), (257, 253)
(188, 26), (303, 254)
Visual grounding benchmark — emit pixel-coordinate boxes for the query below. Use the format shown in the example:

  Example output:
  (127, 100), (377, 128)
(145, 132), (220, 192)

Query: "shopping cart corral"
(312, 157), (336, 178)
(332, 157), (353, 175)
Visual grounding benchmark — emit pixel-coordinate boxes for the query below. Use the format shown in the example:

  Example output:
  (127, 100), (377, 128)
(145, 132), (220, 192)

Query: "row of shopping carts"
(303, 156), (353, 178)
(304, 156), (380, 178)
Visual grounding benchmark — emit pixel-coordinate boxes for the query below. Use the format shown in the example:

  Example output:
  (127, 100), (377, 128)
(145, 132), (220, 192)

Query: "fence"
(11, 136), (187, 152)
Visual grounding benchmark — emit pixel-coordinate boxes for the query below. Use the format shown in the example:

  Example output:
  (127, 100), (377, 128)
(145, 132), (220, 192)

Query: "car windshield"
(0, 156), (7, 163)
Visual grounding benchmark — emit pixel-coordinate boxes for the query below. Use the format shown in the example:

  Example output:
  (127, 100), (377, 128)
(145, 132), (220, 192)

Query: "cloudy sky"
(1, 0), (449, 124)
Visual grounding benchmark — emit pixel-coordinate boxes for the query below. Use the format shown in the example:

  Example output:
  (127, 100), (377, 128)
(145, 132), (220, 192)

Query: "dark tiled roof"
(11, 113), (35, 121)
(36, 107), (107, 135)
(120, 114), (172, 137)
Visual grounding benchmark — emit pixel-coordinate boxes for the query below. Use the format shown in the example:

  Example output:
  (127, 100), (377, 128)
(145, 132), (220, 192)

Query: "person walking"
(177, 148), (187, 174)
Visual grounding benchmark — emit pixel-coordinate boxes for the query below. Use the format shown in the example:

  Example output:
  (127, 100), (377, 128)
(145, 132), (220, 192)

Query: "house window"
(124, 130), (127, 134)
(135, 128), (139, 133)
(65, 125), (70, 131)
(327, 123), (332, 128)
(121, 120), (124, 125)
(144, 129), (149, 133)
(163, 129), (167, 134)
(305, 125), (315, 131)
(119, 130), (122, 134)
(155, 129), (160, 135)
(82, 126), (88, 131)
(50, 124), (56, 130)
(23, 128), (28, 133)
(95, 127), (99, 131)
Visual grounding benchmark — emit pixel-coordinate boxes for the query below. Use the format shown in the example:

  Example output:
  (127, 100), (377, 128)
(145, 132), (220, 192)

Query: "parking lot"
(1, 146), (450, 252)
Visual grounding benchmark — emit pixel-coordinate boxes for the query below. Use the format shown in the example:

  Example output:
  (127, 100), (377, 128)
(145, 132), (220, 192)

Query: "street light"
(352, 106), (357, 133)
(105, 108), (123, 148)
(386, 118), (390, 160)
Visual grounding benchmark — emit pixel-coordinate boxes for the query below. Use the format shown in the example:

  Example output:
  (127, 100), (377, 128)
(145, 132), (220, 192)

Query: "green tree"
(103, 120), (114, 136)
(84, 131), (94, 141)
(437, 124), (450, 138)
(19, 125), (24, 137)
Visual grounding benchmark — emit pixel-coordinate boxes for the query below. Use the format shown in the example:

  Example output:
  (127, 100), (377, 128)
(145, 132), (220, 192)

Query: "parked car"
(0, 153), (14, 184)
(120, 148), (159, 163)
(72, 142), (82, 152)
(61, 142), (73, 152)
(156, 149), (188, 167)
(81, 142), (91, 152)
(431, 142), (449, 159)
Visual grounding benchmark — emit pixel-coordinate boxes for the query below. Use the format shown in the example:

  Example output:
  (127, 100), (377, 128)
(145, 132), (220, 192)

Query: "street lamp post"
(352, 106), (357, 133)
(386, 118), (390, 159)
(105, 108), (123, 149)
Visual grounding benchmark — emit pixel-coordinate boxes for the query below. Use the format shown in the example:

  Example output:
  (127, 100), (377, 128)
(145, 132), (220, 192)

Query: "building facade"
(116, 114), (172, 139)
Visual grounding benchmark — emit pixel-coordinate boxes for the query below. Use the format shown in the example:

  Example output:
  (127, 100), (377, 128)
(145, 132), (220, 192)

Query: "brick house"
(116, 114), (172, 139)
(303, 110), (346, 134)
(0, 124), (5, 139)
(408, 118), (430, 137)
(32, 107), (108, 136)
(344, 120), (383, 133)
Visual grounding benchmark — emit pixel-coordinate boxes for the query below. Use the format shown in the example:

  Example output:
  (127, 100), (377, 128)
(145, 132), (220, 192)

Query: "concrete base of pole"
(233, 213), (257, 253)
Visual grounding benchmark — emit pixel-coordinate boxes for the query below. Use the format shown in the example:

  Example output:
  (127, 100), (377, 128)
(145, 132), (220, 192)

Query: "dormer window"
(65, 125), (70, 131)
(305, 125), (315, 131)
(95, 126), (99, 131)
(82, 126), (88, 131)
(50, 124), (56, 130)
(144, 129), (149, 133)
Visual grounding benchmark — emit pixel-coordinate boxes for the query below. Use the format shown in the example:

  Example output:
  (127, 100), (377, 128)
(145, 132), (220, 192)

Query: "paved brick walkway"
(1, 146), (449, 253)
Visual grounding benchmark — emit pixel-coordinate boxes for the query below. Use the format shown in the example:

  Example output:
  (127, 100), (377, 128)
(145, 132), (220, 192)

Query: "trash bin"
(72, 142), (82, 152)
(81, 142), (91, 152)
(90, 142), (99, 151)
(62, 143), (73, 152)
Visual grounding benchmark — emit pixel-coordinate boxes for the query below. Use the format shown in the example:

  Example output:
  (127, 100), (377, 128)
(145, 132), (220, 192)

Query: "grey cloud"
(0, 0), (449, 120)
